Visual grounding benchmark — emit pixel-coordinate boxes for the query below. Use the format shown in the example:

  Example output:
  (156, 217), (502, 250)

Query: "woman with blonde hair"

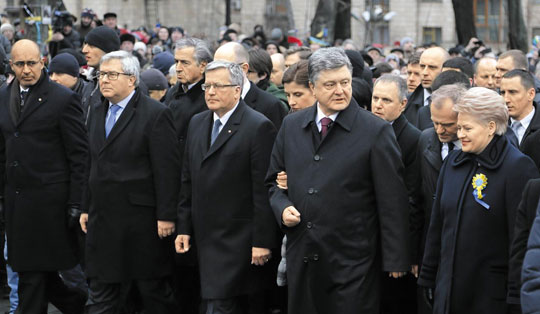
(418, 86), (539, 314)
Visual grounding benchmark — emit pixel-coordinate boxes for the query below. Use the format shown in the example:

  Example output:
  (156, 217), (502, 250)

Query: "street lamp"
(362, 4), (395, 47)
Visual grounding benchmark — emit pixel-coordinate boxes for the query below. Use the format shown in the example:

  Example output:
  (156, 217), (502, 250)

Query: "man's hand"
(175, 234), (190, 253)
(389, 272), (407, 278)
(282, 206), (301, 227)
(79, 213), (88, 234)
(276, 171), (288, 190)
(157, 220), (175, 239)
(411, 265), (419, 278)
(251, 247), (272, 266)
(51, 32), (64, 41)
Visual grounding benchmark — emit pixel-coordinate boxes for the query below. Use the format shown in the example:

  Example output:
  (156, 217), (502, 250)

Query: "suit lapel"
(424, 130), (443, 171)
(521, 103), (540, 148)
(243, 82), (257, 110)
(93, 100), (107, 152)
(99, 90), (139, 154)
(17, 76), (49, 126)
(203, 102), (245, 162)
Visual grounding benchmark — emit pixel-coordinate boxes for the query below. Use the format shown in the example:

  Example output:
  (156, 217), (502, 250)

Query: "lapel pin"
(38, 98), (42, 102)
(228, 130), (231, 133)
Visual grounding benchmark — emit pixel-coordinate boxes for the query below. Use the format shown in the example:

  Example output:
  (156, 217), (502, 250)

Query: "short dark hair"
(284, 46), (312, 59)
(431, 70), (471, 92)
(248, 48), (273, 80)
(443, 57), (474, 79)
(499, 49), (528, 70)
(502, 69), (535, 91)
(282, 60), (309, 88)
(407, 52), (421, 65)
(372, 62), (393, 79)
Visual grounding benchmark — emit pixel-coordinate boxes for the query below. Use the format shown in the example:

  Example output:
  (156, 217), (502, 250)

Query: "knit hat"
(81, 8), (94, 18)
(48, 53), (80, 77)
(152, 51), (175, 75)
(120, 33), (136, 44)
(84, 26), (120, 53)
(400, 37), (413, 47)
(0, 23), (14, 34)
(141, 69), (168, 90)
(270, 28), (283, 41)
(134, 42), (146, 53)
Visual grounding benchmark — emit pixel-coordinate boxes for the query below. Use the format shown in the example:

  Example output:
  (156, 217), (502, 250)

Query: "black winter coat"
(0, 74), (88, 272)
(266, 101), (411, 314)
(419, 135), (539, 314)
(84, 89), (180, 282)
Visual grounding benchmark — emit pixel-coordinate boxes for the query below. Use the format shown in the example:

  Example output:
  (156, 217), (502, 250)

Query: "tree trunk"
(451, 0), (477, 45)
(335, 0), (351, 42)
(310, 0), (337, 44)
(507, 0), (528, 52)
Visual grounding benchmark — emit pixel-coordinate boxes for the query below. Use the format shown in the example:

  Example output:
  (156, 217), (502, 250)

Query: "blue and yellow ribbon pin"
(472, 173), (490, 209)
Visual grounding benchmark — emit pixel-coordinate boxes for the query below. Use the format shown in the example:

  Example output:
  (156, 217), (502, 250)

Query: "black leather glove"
(423, 287), (434, 309)
(67, 205), (81, 229)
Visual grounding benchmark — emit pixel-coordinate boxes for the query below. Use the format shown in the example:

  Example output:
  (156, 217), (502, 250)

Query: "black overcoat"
(519, 102), (540, 170)
(84, 89), (180, 282)
(244, 82), (287, 130)
(177, 101), (280, 299)
(418, 135), (539, 314)
(266, 101), (411, 314)
(404, 84), (425, 128)
(0, 75), (88, 272)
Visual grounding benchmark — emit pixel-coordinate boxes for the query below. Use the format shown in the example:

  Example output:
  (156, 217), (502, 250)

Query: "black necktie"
(20, 91), (28, 106)
(448, 142), (455, 151)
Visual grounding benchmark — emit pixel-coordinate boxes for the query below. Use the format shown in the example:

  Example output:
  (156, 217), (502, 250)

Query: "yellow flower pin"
(472, 173), (488, 199)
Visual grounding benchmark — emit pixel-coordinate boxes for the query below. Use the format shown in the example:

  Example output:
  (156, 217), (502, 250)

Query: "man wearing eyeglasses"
(0, 39), (88, 313)
(81, 50), (180, 313)
(176, 60), (279, 314)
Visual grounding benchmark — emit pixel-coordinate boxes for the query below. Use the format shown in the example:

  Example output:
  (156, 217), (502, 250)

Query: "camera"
(51, 1), (72, 33)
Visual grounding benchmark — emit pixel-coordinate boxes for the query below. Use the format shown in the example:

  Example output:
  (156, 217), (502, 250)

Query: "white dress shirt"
(315, 103), (339, 132)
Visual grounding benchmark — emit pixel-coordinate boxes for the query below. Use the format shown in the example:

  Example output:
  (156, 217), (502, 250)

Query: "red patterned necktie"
(320, 117), (332, 137)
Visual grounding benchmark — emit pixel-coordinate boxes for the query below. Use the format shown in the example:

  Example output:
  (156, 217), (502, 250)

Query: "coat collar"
(451, 135), (508, 170)
(203, 100), (247, 162)
(423, 127), (443, 171)
(173, 78), (204, 99)
(407, 84), (425, 107)
(11, 70), (49, 125)
(391, 114), (408, 138)
(300, 98), (359, 133)
(523, 101), (540, 140)
(243, 81), (258, 108)
(98, 88), (141, 154)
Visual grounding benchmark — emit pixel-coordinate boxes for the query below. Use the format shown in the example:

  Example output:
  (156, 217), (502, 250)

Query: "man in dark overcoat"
(214, 42), (287, 130)
(371, 74), (422, 314)
(0, 39), (88, 313)
(164, 37), (212, 314)
(266, 47), (411, 314)
(405, 47), (448, 128)
(500, 69), (540, 170)
(176, 60), (279, 314)
(80, 51), (180, 312)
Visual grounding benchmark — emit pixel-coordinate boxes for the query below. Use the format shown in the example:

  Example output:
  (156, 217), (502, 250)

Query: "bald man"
(0, 39), (88, 313)
(405, 47), (449, 128)
(270, 53), (286, 87)
(474, 57), (497, 90)
(214, 42), (287, 129)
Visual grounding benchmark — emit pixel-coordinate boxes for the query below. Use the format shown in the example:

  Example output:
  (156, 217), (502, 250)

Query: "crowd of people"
(1, 6), (540, 314)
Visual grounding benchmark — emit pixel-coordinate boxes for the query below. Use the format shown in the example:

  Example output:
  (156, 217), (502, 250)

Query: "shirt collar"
(19, 86), (29, 93)
(423, 88), (431, 103)
(213, 100), (240, 126)
(241, 76), (251, 99)
(511, 106), (535, 130)
(315, 103), (339, 124)
(109, 89), (136, 109)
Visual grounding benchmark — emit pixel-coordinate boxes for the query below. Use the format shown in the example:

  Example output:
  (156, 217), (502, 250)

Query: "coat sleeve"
(521, 207), (540, 314)
(149, 107), (181, 221)
(250, 119), (279, 248)
(417, 156), (449, 288)
(177, 118), (195, 235)
(371, 123), (411, 272)
(507, 157), (540, 304)
(58, 91), (88, 207)
(266, 118), (294, 226)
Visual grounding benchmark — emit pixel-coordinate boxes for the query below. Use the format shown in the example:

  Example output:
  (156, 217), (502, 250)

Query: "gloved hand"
(423, 287), (434, 309)
(67, 205), (81, 229)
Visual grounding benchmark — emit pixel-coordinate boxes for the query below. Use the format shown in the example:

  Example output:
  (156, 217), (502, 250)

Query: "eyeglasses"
(97, 71), (132, 80)
(12, 60), (41, 68)
(201, 83), (238, 91)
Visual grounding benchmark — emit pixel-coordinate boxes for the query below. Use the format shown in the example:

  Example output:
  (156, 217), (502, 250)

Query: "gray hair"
(374, 74), (407, 101)
(308, 47), (352, 84)
(431, 84), (467, 110)
(205, 60), (244, 88)
(454, 87), (508, 135)
(175, 37), (213, 65)
(100, 50), (140, 86)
